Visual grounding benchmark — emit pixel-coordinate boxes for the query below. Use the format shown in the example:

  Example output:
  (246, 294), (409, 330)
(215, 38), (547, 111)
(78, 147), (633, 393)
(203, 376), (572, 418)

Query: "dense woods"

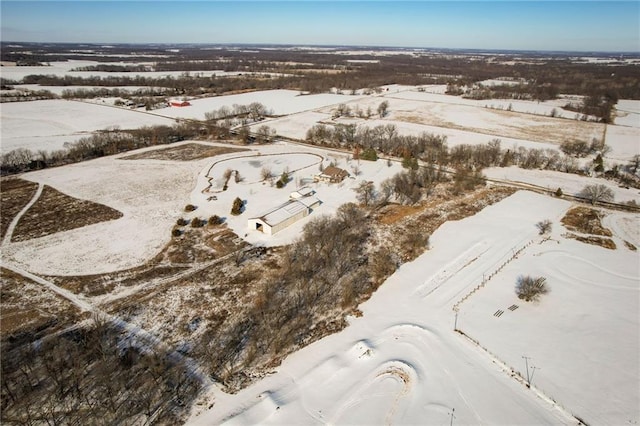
(1, 318), (201, 424)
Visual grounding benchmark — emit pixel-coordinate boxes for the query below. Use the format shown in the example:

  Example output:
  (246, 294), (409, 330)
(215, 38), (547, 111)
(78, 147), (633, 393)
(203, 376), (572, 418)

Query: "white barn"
(248, 196), (321, 235)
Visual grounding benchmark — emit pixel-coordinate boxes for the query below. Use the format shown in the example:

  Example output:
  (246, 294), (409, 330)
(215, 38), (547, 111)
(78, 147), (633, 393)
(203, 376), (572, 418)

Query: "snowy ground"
(188, 191), (638, 425)
(460, 208), (640, 425)
(0, 141), (402, 275)
(187, 142), (403, 247)
(0, 142), (209, 274)
(5, 86), (635, 167)
(384, 88), (587, 120)
(154, 89), (365, 119)
(485, 166), (640, 204)
(0, 99), (175, 153)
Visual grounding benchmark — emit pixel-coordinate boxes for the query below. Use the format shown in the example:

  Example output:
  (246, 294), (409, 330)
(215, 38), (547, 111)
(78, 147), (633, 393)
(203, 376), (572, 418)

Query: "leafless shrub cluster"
(536, 219), (553, 235)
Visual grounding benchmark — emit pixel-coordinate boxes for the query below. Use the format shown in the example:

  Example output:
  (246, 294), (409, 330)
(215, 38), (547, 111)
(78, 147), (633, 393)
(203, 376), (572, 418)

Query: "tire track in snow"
(2, 182), (43, 246)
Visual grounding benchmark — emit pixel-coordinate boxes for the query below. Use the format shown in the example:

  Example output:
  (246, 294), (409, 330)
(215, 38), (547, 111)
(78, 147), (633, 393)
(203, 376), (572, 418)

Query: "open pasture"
(0, 99), (175, 153)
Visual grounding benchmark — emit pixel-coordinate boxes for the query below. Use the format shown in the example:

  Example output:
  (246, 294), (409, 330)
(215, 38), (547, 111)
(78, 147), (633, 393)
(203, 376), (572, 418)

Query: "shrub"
(230, 197), (244, 215)
(277, 171), (290, 188)
(184, 204), (196, 212)
(361, 148), (378, 161)
(191, 217), (205, 228)
(172, 227), (182, 237)
(209, 215), (223, 226)
(177, 218), (188, 226)
(555, 187), (563, 197)
(536, 219), (552, 235)
(402, 156), (418, 170)
(516, 275), (549, 302)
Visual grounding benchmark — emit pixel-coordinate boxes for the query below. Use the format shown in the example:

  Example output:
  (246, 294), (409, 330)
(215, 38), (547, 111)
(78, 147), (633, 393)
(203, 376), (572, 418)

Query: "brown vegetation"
(121, 143), (248, 161)
(0, 268), (84, 343)
(561, 206), (612, 236)
(12, 185), (123, 242)
(0, 177), (38, 239)
(564, 232), (617, 250)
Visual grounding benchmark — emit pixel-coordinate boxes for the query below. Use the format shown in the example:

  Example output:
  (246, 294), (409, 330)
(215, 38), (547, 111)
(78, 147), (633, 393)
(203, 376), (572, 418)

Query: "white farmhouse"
(248, 196), (321, 235)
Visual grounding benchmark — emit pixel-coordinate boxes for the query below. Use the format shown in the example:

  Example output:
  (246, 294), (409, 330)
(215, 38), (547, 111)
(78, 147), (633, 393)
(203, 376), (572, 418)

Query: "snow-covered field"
(485, 166), (640, 204)
(461, 209), (639, 425)
(385, 88), (586, 120)
(0, 141), (402, 274)
(188, 191), (639, 425)
(0, 99), (175, 153)
(155, 89), (364, 119)
(614, 99), (640, 128)
(5, 85), (636, 168)
(1, 143), (208, 274)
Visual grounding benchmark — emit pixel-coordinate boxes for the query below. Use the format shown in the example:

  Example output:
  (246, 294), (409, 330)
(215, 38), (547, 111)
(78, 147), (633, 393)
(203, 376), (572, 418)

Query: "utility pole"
(454, 312), (458, 330)
(522, 355), (532, 385)
(449, 407), (456, 426)
(530, 365), (540, 386)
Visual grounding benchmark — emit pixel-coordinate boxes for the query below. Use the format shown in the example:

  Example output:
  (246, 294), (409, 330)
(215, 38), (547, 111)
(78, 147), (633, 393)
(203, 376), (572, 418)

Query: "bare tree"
(516, 275), (549, 302)
(578, 184), (614, 205)
(354, 181), (376, 206)
(260, 167), (273, 182)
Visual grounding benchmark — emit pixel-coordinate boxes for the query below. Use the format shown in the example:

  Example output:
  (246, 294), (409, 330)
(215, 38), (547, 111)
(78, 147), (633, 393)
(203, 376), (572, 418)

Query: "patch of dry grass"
(0, 268), (85, 344)
(121, 143), (248, 161)
(377, 204), (427, 225)
(0, 177), (39, 239)
(561, 206), (612, 236)
(564, 232), (617, 250)
(12, 185), (123, 242)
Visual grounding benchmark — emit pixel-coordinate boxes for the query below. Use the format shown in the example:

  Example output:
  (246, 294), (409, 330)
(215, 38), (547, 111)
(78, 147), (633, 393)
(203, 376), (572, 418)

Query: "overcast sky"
(1, 1), (639, 52)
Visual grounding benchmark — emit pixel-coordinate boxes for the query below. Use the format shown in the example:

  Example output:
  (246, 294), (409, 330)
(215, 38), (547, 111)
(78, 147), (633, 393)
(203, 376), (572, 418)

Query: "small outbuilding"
(289, 187), (315, 199)
(248, 196), (321, 235)
(316, 166), (349, 183)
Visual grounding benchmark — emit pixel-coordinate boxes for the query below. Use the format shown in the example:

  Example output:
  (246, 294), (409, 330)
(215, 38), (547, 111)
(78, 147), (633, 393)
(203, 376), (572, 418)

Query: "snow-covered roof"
(290, 187), (315, 199)
(253, 196), (320, 226)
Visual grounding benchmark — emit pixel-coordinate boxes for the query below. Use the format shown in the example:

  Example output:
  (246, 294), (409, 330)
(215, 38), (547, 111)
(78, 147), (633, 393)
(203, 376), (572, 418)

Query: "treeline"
(69, 64), (150, 72)
(1, 318), (201, 425)
(0, 102), (277, 175)
(306, 124), (640, 188)
(0, 123), (211, 175)
(0, 88), (58, 102)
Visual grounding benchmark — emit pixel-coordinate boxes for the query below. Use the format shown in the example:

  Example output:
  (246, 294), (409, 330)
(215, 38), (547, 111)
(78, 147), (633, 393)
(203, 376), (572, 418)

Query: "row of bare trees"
(0, 122), (217, 175)
(305, 125), (639, 188)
